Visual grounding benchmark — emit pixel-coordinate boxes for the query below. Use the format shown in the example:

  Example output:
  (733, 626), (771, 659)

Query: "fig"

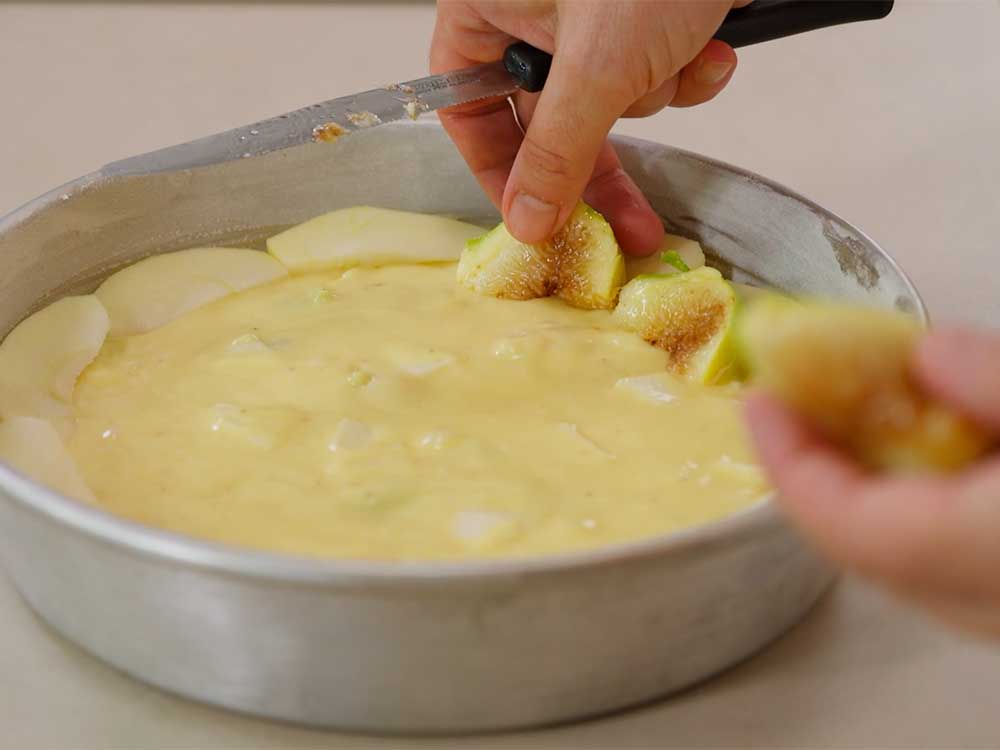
(737, 296), (991, 472)
(457, 202), (625, 310)
(613, 267), (740, 384)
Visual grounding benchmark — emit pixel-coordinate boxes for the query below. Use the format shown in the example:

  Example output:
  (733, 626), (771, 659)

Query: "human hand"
(431, 0), (748, 255)
(745, 328), (1000, 638)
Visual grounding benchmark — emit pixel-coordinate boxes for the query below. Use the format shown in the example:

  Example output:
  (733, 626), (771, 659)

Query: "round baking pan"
(0, 121), (923, 732)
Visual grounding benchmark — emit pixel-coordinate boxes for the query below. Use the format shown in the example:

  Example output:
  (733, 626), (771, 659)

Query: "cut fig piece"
(267, 206), (484, 273)
(736, 296), (992, 472)
(457, 202), (625, 310)
(0, 416), (96, 503)
(96, 247), (287, 336)
(457, 229), (551, 301)
(624, 233), (706, 280)
(613, 267), (740, 384)
(0, 295), (109, 421)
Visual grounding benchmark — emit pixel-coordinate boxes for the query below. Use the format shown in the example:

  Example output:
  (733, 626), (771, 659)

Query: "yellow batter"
(67, 262), (767, 559)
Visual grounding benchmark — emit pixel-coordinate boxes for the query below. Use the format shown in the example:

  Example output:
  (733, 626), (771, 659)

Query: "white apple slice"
(0, 416), (95, 503)
(95, 247), (287, 336)
(613, 373), (681, 404)
(266, 206), (484, 272)
(624, 233), (706, 280)
(328, 418), (375, 452)
(452, 509), (517, 548)
(712, 455), (767, 488)
(0, 380), (72, 428)
(0, 295), (109, 423)
(382, 343), (456, 376)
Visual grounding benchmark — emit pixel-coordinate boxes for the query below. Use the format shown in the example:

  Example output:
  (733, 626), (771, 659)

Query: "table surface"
(2, 2), (1000, 748)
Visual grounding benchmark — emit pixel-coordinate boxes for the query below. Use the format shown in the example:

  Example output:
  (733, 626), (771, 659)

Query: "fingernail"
(695, 60), (733, 86)
(508, 192), (559, 243)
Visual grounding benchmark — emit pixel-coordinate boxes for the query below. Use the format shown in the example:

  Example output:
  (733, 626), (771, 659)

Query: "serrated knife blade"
(105, 61), (519, 176)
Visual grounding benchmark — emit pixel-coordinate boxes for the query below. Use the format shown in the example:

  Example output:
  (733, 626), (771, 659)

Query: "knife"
(105, 0), (892, 176)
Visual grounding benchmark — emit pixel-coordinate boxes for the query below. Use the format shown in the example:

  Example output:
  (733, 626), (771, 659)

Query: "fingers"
(622, 40), (738, 117)
(745, 392), (1000, 607)
(438, 87), (661, 254)
(622, 77), (680, 118)
(916, 595), (1000, 640)
(669, 40), (738, 108)
(436, 98), (523, 208)
(914, 327), (1000, 433)
(582, 142), (664, 255)
(745, 393), (941, 585)
(513, 95), (663, 254)
(500, 37), (735, 245)
(501, 42), (635, 244)
(744, 392), (868, 564)
(430, 15), (523, 209)
(872, 453), (1000, 609)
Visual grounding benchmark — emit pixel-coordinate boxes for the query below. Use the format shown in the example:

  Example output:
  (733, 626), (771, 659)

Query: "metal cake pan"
(0, 120), (923, 732)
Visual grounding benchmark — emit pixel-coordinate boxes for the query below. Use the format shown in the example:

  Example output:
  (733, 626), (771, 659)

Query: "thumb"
(915, 327), (1000, 433)
(501, 49), (633, 244)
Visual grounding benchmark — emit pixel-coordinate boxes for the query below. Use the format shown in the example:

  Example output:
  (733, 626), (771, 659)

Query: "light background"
(2, 2), (1000, 747)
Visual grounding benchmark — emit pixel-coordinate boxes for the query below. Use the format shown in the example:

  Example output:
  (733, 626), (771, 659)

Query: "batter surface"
(69, 263), (767, 559)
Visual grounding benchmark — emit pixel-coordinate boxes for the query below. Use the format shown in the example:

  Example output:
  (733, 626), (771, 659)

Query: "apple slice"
(613, 373), (681, 404)
(451, 509), (518, 548)
(0, 416), (95, 503)
(624, 233), (706, 280)
(613, 267), (740, 384)
(736, 295), (991, 472)
(0, 381), (73, 432)
(0, 295), (108, 424)
(457, 202), (625, 310)
(95, 247), (287, 336)
(267, 206), (484, 273)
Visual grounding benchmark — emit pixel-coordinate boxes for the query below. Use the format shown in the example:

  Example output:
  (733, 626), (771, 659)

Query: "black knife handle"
(503, 43), (552, 94)
(716, 0), (893, 47)
(503, 0), (893, 93)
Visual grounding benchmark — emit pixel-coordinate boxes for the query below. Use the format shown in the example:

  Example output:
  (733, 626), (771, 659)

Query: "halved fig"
(736, 295), (992, 472)
(267, 206), (484, 273)
(457, 202), (625, 310)
(96, 247), (287, 336)
(613, 266), (740, 384)
(0, 295), (109, 422)
(457, 230), (550, 301)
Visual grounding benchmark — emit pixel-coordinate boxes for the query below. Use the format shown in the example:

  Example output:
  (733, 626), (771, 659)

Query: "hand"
(431, 0), (747, 255)
(745, 328), (1000, 638)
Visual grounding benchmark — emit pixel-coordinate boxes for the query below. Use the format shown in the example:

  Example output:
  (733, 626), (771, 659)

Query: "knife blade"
(104, 0), (892, 176)
(105, 61), (521, 175)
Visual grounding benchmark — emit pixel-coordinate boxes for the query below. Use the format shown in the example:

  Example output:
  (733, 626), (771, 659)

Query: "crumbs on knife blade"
(385, 83), (416, 95)
(313, 122), (348, 143)
(346, 111), (382, 128)
(405, 101), (428, 120)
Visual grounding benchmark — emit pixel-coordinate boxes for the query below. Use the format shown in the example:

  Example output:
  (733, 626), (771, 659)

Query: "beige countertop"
(2, 2), (1000, 747)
